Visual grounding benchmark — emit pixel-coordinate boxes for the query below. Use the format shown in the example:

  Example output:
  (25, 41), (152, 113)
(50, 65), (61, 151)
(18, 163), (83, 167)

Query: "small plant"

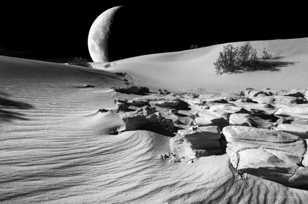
(214, 43), (282, 74)
(214, 43), (259, 74)
(262, 49), (273, 60)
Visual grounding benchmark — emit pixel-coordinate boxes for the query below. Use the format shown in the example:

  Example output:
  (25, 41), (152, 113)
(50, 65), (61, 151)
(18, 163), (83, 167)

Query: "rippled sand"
(2, 49), (308, 203)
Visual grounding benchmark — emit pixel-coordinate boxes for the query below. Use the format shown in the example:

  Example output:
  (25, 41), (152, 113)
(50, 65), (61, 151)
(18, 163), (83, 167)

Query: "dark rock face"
(119, 108), (176, 136)
(152, 98), (190, 110)
(115, 86), (150, 95)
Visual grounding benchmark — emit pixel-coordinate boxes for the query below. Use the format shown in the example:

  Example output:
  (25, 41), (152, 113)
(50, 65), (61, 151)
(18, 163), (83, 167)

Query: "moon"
(88, 6), (122, 63)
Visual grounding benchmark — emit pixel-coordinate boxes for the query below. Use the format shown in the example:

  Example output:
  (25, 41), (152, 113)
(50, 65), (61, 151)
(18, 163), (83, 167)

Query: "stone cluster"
(107, 86), (308, 188)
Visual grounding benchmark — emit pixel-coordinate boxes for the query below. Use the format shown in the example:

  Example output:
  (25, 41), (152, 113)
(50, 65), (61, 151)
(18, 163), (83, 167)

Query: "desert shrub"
(214, 44), (240, 74)
(262, 49), (273, 60)
(214, 43), (277, 74)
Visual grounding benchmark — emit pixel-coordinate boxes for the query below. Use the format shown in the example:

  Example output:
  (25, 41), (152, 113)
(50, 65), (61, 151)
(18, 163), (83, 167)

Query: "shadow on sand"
(217, 58), (295, 74)
(242, 59), (295, 72)
(0, 91), (34, 122)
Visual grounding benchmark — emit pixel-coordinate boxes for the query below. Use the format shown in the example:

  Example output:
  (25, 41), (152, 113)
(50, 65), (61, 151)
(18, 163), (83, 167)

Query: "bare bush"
(214, 43), (287, 74)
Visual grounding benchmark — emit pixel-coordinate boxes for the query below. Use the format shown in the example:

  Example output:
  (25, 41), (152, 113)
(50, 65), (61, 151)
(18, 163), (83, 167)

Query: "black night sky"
(0, 1), (307, 62)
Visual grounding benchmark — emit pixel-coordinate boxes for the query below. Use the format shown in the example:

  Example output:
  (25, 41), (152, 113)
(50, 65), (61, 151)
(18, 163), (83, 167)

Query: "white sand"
(92, 38), (308, 92)
(1, 38), (308, 203)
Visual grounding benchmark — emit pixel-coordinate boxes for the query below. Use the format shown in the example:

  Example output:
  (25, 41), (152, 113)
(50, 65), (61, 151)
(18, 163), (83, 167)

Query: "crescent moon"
(88, 6), (122, 62)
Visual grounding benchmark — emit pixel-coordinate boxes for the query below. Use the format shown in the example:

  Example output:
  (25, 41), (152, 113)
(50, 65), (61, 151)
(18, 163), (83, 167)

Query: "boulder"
(209, 104), (245, 114)
(244, 88), (273, 98)
(128, 98), (149, 107)
(195, 110), (228, 128)
(223, 126), (306, 186)
(236, 97), (258, 103)
(229, 113), (253, 126)
(275, 105), (308, 119)
(115, 86), (150, 95)
(115, 99), (131, 112)
(253, 96), (275, 104)
(152, 98), (190, 110)
(170, 126), (222, 161)
(284, 91), (305, 98)
(119, 106), (175, 136)
(206, 98), (229, 104)
(276, 123), (308, 139)
(274, 95), (307, 106)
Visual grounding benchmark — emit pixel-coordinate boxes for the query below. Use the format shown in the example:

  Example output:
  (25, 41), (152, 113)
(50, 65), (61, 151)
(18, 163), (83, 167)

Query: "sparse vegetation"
(214, 43), (292, 75)
(262, 49), (273, 60)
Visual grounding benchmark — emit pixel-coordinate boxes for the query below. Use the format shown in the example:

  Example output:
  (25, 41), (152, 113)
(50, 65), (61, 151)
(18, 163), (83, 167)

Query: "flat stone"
(115, 86), (150, 95)
(275, 105), (308, 119)
(284, 91), (305, 98)
(274, 95), (307, 106)
(244, 88), (273, 98)
(236, 97), (258, 103)
(195, 110), (228, 127)
(128, 98), (149, 107)
(152, 98), (190, 110)
(276, 123), (308, 139)
(223, 126), (306, 186)
(229, 113), (253, 126)
(170, 126), (222, 161)
(209, 104), (245, 114)
(119, 107), (175, 136)
(253, 96), (275, 104)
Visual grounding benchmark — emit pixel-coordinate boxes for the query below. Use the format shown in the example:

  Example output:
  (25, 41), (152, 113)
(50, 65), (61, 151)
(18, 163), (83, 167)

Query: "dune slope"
(92, 38), (308, 92)
(1, 37), (308, 203)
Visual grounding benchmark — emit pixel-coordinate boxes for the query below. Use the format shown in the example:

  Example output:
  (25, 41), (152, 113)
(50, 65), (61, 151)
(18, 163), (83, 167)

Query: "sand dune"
(92, 37), (308, 92)
(1, 38), (308, 203)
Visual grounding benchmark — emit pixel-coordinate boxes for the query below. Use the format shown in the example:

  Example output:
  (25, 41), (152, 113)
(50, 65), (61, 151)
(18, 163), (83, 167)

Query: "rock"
(152, 98), (190, 110)
(76, 84), (96, 88)
(285, 91), (305, 98)
(119, 106), (175, 136)
(236, 97), (258, 103)
(207, 98), (229, 104)
(223, 126), (306, 186)
(115, 98), (150, 112)
(274, 95), (307, 105)
(275, 105), (308, 119)
(158, 89), (171, 95)
(229, 113), (254, 126)
(115, 99), (131, 112)
(276, 123), (308, 139)
(170, 126), (222, 161)
(195, 110), (228, 128)
(247, 109), (279, 128)
(128, 98), (149, 107)
(253, 96), (275, 104)
(244, 88), (273, 98)
(209, 104), (247, 115)
(288, 167), (308, 187)
(115, 86), (150, 95)
(233, 101), (277, 115)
